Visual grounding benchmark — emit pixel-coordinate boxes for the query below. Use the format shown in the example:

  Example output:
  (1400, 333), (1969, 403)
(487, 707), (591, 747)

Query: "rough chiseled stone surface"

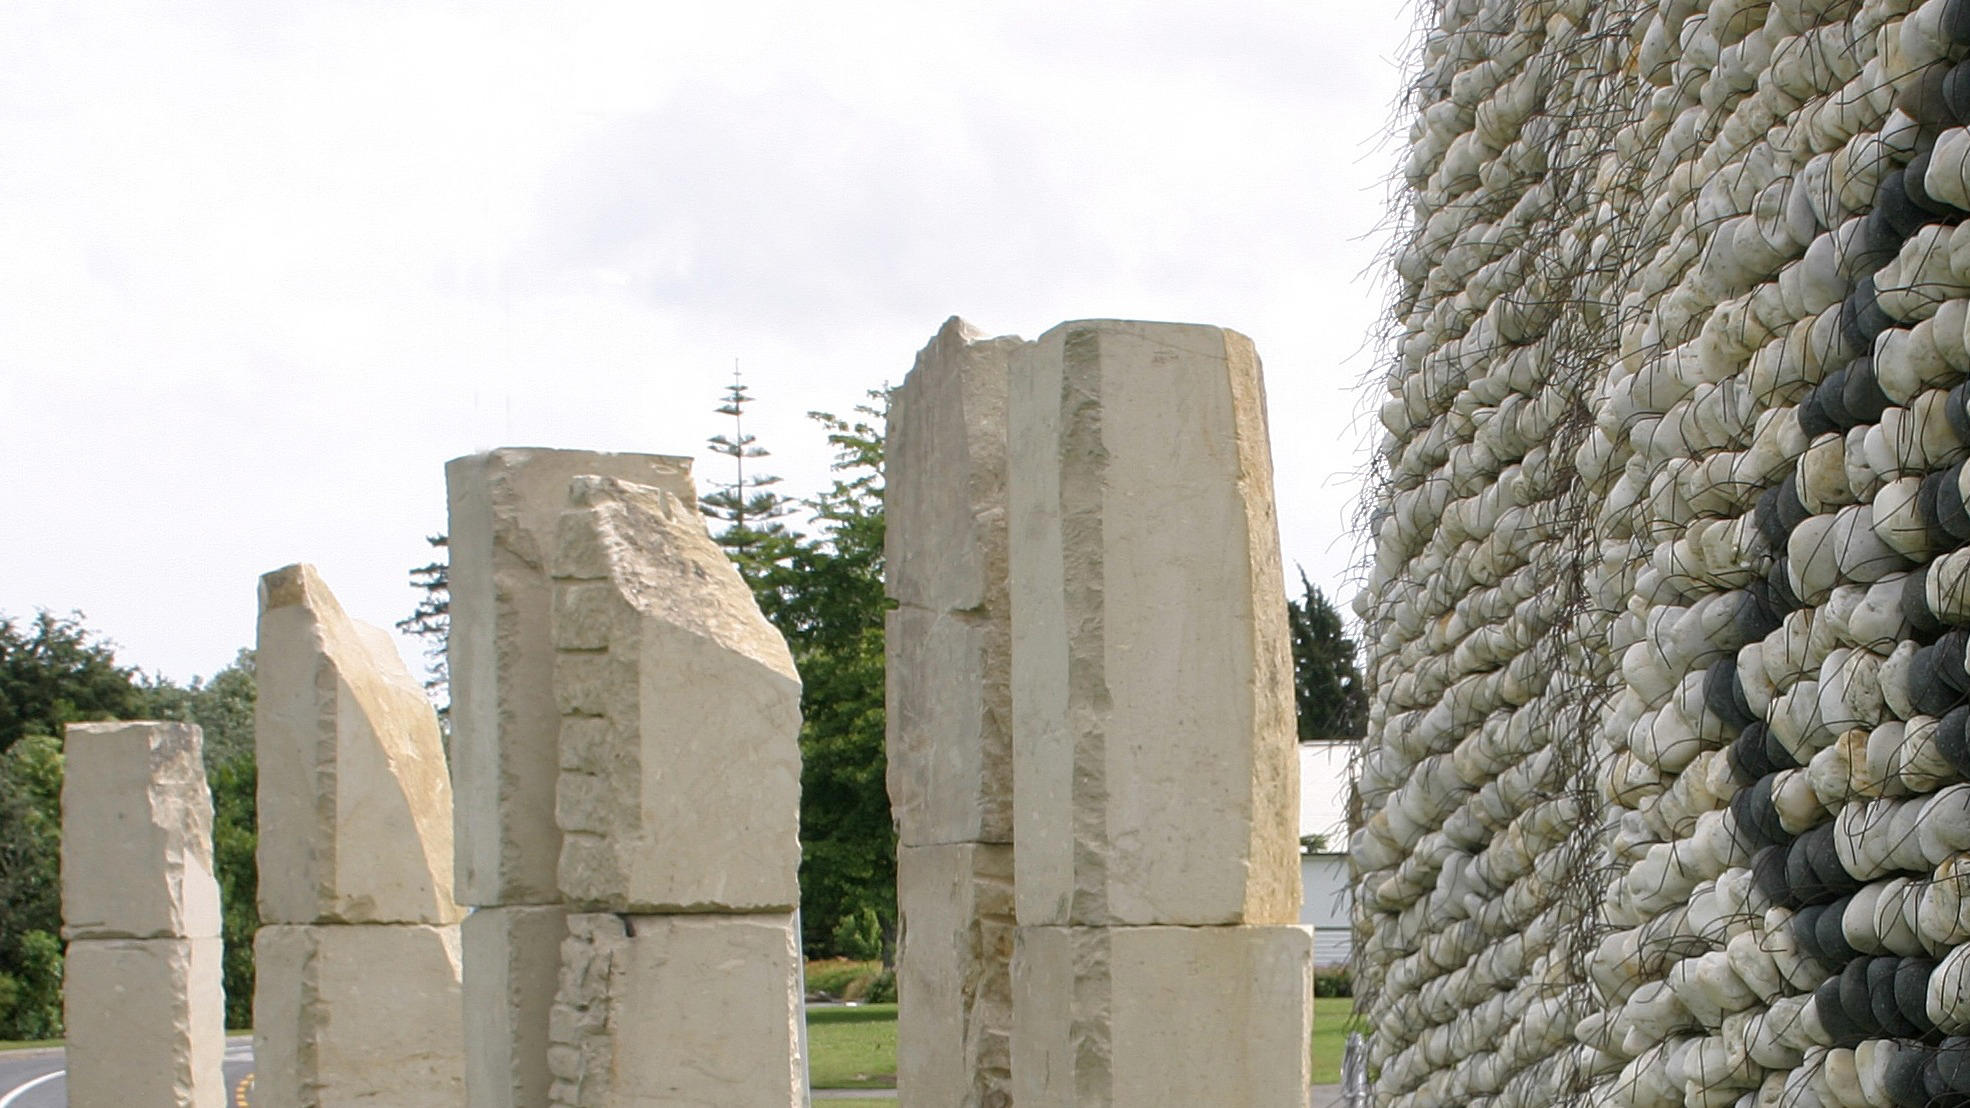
(255, 563), (463, 926)
(253, 923), (466, 1108)
(1009, 319), (1300, 928)
(895, 842), (1014, 1108)
(61, 721), (221, 941)
(1357, 2), (1970, 1107)
(1009, 924), (1312, 1108)
(546, 912), (805, 1108)
(464, 904), (568, 1108)
(65, 937), (226, 1108)
(448, 448), (695, 907)
(887, 316), (1019, 849)
(550, 474), (801, 913)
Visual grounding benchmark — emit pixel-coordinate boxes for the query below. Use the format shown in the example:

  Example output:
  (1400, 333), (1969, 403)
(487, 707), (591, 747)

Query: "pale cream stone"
(896, 842), (1014, 1108)
(1010, 924), (1312, 1108)
(547, 912), (803, 1108)
(61, 721), (220, 941)
(253, 923), (466, 1108)
(464, 905), (568, 1108)
(1009, 320), (1299, 927)
(550, 475), (801, 913)
(449, 448), (693, 907)
(886, 317), (1017, 847)
(255, 564), (463, 926)
(65, 937), (225, 1108)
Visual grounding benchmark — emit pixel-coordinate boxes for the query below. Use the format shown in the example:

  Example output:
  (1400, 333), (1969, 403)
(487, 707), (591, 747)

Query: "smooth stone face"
(65, 937), (225, 1108)
(464, 905), (568, 1108)
(448, 448), (694, 907)
(886, 317), (1017, 848)
(551, 476), (802, 913)
(896, 842), (1014, 1108)
(1010, 924), (1312, 1108)
(547, 912), (803, 1108)
(61, 721), (220, 941)
(252, 923), (466, 1108)
(1009, 320), (1300, 927)
(255, 564), (463, 926)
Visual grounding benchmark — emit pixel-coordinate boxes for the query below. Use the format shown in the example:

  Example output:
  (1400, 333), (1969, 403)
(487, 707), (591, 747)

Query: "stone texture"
(253, 923), (466, 1108)
(464, 905), (567, 1108)
(61, 721), (220, 941)
(1008, 319), (1300, 927)
(1009, 924), (1313, 1108)
(65, 937), (225, 1108)
(550, 475), (802, 913)
(547, 912), (804, 1108)
(447, 448), (695, 907)
(255, 564), (463, 926)
(886, 317), (1017, 848)
(895, 841), (1014, 1108)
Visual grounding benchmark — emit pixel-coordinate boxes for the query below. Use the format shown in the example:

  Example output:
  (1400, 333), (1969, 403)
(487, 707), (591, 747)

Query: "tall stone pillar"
(252, 564), (467, 1108)
(1007, 320), (1313, 1106)
(886, 316), (1021, 1108)
(61, 721), (226, 1108)
(545, 474), (806, 1108)
(447, 448), (694, 1108)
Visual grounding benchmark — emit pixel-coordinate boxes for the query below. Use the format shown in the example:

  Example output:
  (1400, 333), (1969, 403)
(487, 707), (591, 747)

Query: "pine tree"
(701, 367), (795, 581)
(397, 534), (450, 719)
(1286, 570), (1367, 741)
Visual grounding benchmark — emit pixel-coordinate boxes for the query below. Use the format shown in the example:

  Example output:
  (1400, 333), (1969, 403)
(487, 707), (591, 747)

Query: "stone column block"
(65, 936), (225, 1108)
(255, 564), (463, 926)
(464, 904), (568, 1108)
(886, 317), (1017, 847)
(1009, 924), (1313, 1108)
(61, 721), (220, 940)
(550, 475), (802, 913)
(253, 923), (466, 1108)
(896, 841), (1014, 1108)
(447, 448), (694, 907)
(1008, 319), (1300, 927)
(547, 912), (804, 1108)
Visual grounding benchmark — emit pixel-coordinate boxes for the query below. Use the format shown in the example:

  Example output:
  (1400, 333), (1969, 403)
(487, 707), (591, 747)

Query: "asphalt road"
(0, 1038), (254, 1107)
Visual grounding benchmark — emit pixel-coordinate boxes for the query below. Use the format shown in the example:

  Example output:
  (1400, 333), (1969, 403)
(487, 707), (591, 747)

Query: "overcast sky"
(1, 0), (1414, 773)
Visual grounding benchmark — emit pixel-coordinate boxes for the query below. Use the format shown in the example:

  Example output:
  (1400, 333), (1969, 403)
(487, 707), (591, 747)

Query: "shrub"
(804, 957), (884, 1000)
(1313, 963), (1352, 999)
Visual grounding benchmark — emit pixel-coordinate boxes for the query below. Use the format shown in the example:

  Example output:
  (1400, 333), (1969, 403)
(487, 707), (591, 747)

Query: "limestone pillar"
(886, 316), (1020, 1108)
(61, 721), (225, 1108)
(1006, 320), (1313, 1106)
(252, 564), (467, 1108)
(545, 474), (805, 1108)
(447, 448), (693, 1108)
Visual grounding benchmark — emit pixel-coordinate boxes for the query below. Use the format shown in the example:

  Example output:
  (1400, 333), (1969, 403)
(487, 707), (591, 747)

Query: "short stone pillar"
(886, 317), (1020, 1108)
(1007, 320), (1313, 1106)
(545, 475), (806, 1108)
(252, 564), (467, 1108)
(61, 721), (226, 1108)
(447, 448), (694, 1108)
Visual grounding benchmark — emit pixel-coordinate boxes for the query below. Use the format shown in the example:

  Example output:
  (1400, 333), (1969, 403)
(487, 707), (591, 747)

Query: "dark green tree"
(398, 534), (450, 718)
(1286, 570), (1367, 741)
(0, 612), (145, 754)
(701, 368), (796, 581)
(752, 397), (894, 959)
(0, 732), (64, 1038)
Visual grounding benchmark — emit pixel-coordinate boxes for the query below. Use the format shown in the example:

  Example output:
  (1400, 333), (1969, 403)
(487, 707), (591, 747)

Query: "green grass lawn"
(807, 1003), (898, 1089)
(804, 996), (1364, 1089)
(1311, 995), (1365, 1085)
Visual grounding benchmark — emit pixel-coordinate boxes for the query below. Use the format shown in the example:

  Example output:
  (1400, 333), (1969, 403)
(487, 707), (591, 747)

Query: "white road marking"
(0, 1070), (60, 1108)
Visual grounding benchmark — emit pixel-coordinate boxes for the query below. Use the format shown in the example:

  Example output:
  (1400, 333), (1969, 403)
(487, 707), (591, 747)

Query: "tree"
(701, 368), (796, 580)
(0, 612), (145, 755)
(398, 534), (450, 719)
(752, 397), (895, 959)
(0, 733), (64, 1038)
(1286, 570), (1367, 741)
